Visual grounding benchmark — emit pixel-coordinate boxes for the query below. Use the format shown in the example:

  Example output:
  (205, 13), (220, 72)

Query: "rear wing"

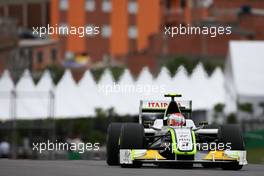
(139, 100), (192, 123)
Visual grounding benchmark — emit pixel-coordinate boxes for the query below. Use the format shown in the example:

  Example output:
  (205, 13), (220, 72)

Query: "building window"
(196, 0), (213, 8)
(28, 49), (33, 70)
(101, 25), (111, 38)
(165, 0), (172, 10)
(102, 0), (112, 12)
(37, 51), (43, 64)
(85, 0), (95, 12)
(128, 26), (137, 39)
(51, 49), (57, 62)
(65, 51), (74, 60)
(128, 0), (138, 14)
(59, 0), (68, 11)
(19, 49), (25, 58)
(180, 0), (186, 8)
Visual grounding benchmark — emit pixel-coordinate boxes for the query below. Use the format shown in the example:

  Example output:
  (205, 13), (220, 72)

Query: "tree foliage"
(164, 56), (224, 76)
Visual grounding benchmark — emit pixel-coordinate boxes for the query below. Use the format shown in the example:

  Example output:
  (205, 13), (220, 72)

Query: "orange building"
(50, 0), (264, 69)
(50, 0), (164, 62)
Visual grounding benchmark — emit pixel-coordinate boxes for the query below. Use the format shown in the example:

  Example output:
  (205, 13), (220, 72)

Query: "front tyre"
(120, 123), (145, 168)
(106, 123), (123, 166)
(219, 124), (245, 170)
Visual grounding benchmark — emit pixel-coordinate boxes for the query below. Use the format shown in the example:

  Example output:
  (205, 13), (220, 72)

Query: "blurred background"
(0, 0), (264, 163)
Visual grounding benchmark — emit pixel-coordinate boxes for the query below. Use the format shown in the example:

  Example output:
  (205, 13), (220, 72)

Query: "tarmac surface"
(0, 160), (263, 176)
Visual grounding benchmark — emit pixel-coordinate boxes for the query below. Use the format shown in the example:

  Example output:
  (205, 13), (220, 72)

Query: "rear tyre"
(120, 123), (145, 168)
(219, 124), (245, 170)
(106, 123), (122, 166)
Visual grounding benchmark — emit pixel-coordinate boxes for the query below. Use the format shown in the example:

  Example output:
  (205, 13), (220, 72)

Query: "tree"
(214, 103), (225, 113)
(213, 103), (225, 124)
(238, 102), (253, 114)
(226, 113), (238, 124)
(46, 65), (65, 84)
(164, 56), (198, 76)
(259, 102), (264, 116)
(163, 56), (224, 77)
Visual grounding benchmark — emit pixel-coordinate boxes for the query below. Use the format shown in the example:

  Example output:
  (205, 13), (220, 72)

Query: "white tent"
(209, 67), (225, 107)
(155, 67), (172, 94)
(55, 70), (86, 118)
(16, 70), (43, 119)
(225, 41), (264, 117)
(172, 66), (191, 100)
(35, 70), (54, 118)
(136, 67), (156, 100)
(0, 70), (14, 120)
(189, 63), (210, 110)
(36, 70), (54, 91)
(97, 69), (126, 112)
(77, 70), (100, 116)
(117, 69), (138, 115)
(0, 63), (231, 120)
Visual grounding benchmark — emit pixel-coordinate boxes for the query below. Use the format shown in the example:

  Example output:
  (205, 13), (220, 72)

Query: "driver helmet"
(167, 113), (185, 126)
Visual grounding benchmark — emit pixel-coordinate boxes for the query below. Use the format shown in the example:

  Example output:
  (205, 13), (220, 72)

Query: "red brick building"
(50, 0), (161, 62)
(0, 0), (62, 79)
(49, 0), (264, 75)
(0, 17), (61, 79)
(19, 39), (61, 70)
(0, 0), (49, 29)
(126, 0), (264, 75)
(2, 0), (264, 76)
(0, 18), (18, 74)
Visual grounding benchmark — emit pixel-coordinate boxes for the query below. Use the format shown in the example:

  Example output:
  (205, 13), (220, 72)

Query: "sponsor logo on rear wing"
(140, 100), (192, 112)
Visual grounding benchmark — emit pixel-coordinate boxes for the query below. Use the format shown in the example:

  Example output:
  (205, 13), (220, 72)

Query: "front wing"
(120, 149), (248, 165)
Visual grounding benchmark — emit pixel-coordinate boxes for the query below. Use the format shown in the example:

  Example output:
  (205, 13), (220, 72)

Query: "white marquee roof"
(55, 70), (86, 118)
(172, 66), (191, 100)
(0, 70), (14, 120)
(229, 41), (264, 96)
(0, 65), (225, 120)
(189, 63), (210, 110)
(155, 67), (173, 94)
(78, 70), (100, 116)
(118, 69), (138, 115)
(0, 70), (14, 91)
(36, 70), (54, 92)
(16, 70), (44, 119)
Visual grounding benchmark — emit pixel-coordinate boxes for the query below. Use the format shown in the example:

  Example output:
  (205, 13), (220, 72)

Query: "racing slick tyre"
(106, 123), (123, 166)
(120, 123), (145, 168)
(219, 124), (245, 170)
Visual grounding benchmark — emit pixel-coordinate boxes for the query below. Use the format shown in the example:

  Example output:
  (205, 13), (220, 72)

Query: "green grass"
(246, 147), (264, 164)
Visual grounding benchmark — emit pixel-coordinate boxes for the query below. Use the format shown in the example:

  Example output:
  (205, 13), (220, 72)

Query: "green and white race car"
(106, 94), (247, 170)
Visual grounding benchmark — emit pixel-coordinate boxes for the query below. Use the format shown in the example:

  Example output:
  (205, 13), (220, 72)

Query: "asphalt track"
(0, 160), (263, 176)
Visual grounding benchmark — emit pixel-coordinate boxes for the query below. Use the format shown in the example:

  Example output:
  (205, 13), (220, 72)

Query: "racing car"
(106, 94), (247, 170)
